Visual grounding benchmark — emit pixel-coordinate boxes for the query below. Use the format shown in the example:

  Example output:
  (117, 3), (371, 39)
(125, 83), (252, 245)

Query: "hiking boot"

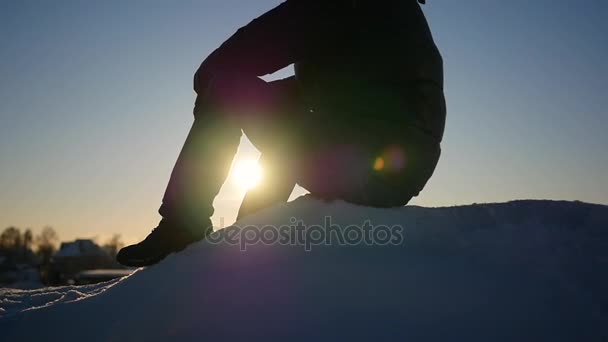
(116, 218), (212, 267)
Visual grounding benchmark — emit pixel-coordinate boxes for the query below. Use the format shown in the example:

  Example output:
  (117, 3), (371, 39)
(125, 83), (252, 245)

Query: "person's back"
(295, 0), (445, 142)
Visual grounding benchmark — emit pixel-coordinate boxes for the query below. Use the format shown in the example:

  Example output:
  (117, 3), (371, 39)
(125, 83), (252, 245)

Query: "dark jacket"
(195, 0), (445, 142)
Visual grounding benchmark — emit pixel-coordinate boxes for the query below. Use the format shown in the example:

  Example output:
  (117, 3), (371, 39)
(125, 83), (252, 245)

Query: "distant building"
(50, 239), (118, 285)
(55, 239), (108, 258)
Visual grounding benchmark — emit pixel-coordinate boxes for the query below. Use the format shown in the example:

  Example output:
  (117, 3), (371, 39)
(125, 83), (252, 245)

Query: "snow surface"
(1, 197), (607, 341)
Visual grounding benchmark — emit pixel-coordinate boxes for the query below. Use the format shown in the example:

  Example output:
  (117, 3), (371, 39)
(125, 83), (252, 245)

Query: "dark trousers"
(159, 73), (441, 224)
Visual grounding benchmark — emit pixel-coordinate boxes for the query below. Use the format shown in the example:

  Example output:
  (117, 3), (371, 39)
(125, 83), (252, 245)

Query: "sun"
(231, 159), (263, 190)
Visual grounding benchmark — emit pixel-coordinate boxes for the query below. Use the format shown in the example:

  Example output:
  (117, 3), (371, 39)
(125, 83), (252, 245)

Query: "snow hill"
(1, 197), (607, 341)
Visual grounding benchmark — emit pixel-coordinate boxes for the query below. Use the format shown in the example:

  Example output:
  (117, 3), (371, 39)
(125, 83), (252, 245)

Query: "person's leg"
(292, 85), (444, 208)
(236, 77), (303, 220)
(159, 116), (240, 228)
(349, 127), (441, 207)
(164, 74), (304, 222)
(294, 126), (440, 208)
(118, 73), (297, 266)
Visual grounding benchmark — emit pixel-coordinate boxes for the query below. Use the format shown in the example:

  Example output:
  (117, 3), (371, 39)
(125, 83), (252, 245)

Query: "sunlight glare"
(231, 159), (263, 190)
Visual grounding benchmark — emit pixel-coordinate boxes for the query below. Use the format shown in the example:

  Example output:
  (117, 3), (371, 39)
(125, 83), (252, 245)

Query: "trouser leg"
(236, 77), (302, 220)
(293, 109), (442, 208)
(159, 114), (241, 227)
(160, 73), (302, 225)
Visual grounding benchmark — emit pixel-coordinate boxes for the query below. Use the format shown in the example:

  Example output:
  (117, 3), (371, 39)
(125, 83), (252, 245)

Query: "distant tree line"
(0, 226), (57, 265)
(0, 226), (124, 265)
(1, 226), (125, 286)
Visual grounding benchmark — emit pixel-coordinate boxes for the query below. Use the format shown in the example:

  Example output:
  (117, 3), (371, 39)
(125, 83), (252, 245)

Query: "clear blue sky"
(1, 0), (606, 243)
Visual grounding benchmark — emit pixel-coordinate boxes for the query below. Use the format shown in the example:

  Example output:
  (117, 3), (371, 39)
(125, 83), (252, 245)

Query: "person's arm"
(194, 0), (349, 93)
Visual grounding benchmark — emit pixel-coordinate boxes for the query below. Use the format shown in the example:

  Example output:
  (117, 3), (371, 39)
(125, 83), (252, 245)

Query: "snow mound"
(0, 278), (125, 316)
(1, 197), (607, 341)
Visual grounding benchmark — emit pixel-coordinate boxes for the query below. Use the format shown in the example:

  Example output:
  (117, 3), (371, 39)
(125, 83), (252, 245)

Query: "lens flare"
(374, 145), (407, 173)
(373, 157), (385, 171)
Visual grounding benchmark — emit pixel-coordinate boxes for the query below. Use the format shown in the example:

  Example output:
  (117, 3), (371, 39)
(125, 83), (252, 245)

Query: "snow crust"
(1, 197), (607, 341)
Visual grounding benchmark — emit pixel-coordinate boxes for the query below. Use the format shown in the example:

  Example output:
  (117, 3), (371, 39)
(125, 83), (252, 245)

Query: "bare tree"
(102, 234), (124, 258)
(35, 226), (59, 263)
(23, 229), (33, 251)
(0, 227), (39, 263)
(0, 226), (22, 250)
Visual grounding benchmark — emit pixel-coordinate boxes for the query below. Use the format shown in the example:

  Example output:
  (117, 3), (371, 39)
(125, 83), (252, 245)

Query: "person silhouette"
(117, 0), (445, 266)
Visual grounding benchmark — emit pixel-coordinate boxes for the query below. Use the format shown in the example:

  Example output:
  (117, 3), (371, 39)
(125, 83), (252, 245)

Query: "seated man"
(117, 0), (446, 266)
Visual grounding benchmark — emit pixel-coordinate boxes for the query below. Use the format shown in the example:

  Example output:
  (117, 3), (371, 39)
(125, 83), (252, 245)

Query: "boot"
(116, 218), (211, 267)
(118, 116), (241, 267)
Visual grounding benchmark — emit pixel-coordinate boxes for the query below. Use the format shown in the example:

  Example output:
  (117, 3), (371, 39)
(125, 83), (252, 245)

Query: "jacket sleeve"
(194, 0), (349, 93)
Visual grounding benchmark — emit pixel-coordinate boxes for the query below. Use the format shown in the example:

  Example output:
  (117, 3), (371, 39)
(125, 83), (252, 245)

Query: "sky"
(1, 0), (607, 244)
